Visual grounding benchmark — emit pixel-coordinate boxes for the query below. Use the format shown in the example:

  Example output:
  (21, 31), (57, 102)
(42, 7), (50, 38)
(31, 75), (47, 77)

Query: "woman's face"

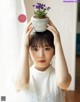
(29, 43), (54, 71)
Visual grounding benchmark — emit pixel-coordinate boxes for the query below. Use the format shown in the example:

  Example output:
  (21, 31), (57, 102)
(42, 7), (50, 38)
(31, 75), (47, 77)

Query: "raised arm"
(47, 20), (71, 90)
(15, 22), (33, 92)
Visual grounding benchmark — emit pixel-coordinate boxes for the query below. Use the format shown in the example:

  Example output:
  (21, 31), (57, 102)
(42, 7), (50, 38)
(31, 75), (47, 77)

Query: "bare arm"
(47, 20), (71, 90)
(55, 41), (71, 90)
(15, 22), (33, 92)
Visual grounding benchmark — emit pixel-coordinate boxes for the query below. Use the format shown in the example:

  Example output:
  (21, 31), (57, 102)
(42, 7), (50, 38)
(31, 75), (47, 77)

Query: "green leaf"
(34, 9), (47, 18)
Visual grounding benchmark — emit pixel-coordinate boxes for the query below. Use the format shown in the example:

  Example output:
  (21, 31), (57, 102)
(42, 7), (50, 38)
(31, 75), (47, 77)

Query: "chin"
(37, 64), (50, 69)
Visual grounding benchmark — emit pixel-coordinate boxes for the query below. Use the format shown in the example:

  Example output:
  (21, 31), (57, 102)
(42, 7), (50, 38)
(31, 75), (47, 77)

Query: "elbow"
(58, 73), (72, 90)
(15, 79), (29, 92)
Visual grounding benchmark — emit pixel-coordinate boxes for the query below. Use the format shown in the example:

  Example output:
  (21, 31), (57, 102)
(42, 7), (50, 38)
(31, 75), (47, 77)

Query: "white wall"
(24, 0), (77, 90)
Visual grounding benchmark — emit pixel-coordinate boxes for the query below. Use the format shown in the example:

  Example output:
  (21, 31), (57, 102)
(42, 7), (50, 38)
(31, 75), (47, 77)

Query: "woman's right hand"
(24, 21), (34, 47)
(47, 19), (61, 46)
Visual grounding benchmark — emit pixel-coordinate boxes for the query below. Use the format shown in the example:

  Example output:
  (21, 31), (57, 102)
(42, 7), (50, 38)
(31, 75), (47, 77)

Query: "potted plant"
(31, 3), (51, 32)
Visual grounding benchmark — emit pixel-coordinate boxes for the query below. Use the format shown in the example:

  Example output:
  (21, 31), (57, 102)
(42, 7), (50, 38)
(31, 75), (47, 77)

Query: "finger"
(27, 24), (33, 32)
(27, 26), (34, 36)
(47, 26), (57, 37)
(47, 23), (57, 31)
(26, 22), (32, 31)
(48, 20), (58, 32)
(26, 21), (32, 32)
(47, 24), (55, 29)
(47, 26), (58, 36)
(47, 24), (57, 33)
(47, 24), (59, 34)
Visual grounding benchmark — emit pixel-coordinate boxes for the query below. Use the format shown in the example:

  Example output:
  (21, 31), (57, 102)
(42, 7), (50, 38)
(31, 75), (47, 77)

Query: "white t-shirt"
(16, 64), (65, 102)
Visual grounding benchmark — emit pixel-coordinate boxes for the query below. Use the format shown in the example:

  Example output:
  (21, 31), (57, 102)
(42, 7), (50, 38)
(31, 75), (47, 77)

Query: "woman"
(15, 19), (71, 102)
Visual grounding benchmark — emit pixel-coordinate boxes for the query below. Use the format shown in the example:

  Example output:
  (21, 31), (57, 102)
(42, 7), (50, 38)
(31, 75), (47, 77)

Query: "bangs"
(30, 36), (51, 47)
(29, 30), (55, 48)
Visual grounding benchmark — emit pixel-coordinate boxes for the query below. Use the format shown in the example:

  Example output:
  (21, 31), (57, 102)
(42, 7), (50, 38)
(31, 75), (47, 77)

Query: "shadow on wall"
(76, 33), (80, 55)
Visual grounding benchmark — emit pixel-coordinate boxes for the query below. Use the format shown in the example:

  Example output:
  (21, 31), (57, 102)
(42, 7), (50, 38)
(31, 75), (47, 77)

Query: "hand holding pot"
(25, 21), (34, 47)
(47, 19), (61, 46)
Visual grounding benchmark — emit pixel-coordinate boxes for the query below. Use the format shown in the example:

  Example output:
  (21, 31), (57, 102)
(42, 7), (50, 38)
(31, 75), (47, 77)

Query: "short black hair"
(29, 30), (55, 48)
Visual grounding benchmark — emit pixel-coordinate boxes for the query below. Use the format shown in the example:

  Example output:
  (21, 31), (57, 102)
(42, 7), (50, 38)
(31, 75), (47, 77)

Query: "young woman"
(15, 19), (71, 102)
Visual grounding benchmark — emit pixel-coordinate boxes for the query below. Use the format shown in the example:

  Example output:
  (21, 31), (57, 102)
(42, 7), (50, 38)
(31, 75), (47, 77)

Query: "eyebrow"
(32, 45), (50, 47)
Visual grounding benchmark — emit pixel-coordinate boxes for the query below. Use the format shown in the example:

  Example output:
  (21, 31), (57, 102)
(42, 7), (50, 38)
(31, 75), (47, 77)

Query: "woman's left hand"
(47, 19), (61, 46)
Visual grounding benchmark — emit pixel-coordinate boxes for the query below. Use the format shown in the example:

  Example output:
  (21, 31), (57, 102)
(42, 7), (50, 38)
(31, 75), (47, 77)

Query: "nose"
(38, 49), (45, 57)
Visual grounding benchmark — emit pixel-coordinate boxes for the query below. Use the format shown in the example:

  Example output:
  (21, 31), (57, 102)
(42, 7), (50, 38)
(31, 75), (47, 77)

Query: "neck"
(34, 64), (50, 71)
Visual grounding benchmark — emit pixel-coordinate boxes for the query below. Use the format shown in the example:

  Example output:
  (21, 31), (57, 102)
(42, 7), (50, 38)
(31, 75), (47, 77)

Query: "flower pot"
(31, 16), (49, 32)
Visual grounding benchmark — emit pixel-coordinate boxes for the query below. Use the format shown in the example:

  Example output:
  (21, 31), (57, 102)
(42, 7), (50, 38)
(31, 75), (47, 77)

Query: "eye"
(32, 47), (38, 51)
(45, 47), (51, 51)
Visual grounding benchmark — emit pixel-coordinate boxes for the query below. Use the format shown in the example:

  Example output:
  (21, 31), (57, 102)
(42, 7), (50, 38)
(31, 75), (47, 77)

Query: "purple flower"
(32, 3), (51, 18)
(36, 5), (40, 9)
(35, 3), (46, 10)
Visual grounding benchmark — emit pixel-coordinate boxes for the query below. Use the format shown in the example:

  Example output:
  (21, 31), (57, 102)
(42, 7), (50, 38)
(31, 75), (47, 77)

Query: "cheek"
(29, 51), (37, 61)
(46, 51), (54, 59)
(47, 53), (53, 58)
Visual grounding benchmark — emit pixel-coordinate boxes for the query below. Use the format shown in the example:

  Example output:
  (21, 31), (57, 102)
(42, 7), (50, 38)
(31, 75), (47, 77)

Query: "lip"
(39, 60), (46, 63)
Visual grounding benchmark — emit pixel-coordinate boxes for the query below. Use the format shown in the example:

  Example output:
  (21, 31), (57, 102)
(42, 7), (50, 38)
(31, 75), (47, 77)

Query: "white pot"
(31, 16), (49, 32)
